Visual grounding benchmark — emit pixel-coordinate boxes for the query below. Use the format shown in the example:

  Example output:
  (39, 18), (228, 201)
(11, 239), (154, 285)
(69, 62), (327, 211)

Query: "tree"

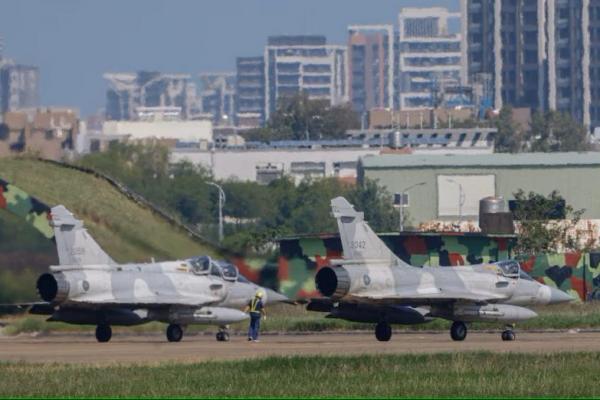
(264, 92), (360, 141)
(319, 103), (361, 139)
(79, 141), (172, 204)
(222, 180), (270, 220)
(494, 106), (524, 153)
(289, 178), (350, 234)
(528, 111), (590, 152)
(347, 179), (397, 232)
(241, 127), (275, 142)
(512, 189), (586, 256)
(166, 161), (214, 224)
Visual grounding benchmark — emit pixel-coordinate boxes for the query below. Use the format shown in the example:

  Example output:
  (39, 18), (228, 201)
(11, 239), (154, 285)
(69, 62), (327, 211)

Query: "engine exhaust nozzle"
(315, 266), (350, 299)
(37, 273), (69, 303)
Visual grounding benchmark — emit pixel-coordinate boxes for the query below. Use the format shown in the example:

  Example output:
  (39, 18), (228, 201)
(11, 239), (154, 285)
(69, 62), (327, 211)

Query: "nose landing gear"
(216, 325), (230, 342)
(501, 325), (516, 341)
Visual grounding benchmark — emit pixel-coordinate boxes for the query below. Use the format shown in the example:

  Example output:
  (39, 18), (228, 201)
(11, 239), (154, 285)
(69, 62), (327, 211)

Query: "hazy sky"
(0, 0), (459, 116)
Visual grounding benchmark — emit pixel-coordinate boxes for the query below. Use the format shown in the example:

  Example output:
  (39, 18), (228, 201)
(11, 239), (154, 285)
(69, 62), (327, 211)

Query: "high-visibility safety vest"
(250, 297), (261, 313)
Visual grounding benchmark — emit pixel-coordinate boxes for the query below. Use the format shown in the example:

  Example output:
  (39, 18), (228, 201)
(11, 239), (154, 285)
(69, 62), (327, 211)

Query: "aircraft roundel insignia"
(363, 274), (371, 286)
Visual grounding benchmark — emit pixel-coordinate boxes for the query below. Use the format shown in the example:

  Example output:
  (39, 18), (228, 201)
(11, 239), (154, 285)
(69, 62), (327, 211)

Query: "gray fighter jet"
(32, 205), (287, 342)
(308, 197), (573, 342)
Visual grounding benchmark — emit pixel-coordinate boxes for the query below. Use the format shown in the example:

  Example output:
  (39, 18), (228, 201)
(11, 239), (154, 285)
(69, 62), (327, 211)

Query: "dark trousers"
(248, 313), (261, 340)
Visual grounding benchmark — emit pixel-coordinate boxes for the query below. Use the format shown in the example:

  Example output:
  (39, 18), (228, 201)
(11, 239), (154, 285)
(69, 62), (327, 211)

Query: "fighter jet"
(30, 205), (287, 343)
(307, 197), (573, 342)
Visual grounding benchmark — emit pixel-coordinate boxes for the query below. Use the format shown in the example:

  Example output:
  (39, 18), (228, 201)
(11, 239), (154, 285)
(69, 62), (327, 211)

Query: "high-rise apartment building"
(589, 0), (600, 127)
(462, 0), (600, 129)
(264, 35), (348, 120)
(235, 56), (265, 127)
(198, 72), (236, 125)
(397, 8), (466, 109)
(347, 25), (395, 114)
(0, 64), (39, 113)
(104, 71), (200, 121)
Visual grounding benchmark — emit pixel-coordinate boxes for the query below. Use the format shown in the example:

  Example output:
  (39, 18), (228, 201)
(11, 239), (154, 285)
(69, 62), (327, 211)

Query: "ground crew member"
(244, 290), (266, 341)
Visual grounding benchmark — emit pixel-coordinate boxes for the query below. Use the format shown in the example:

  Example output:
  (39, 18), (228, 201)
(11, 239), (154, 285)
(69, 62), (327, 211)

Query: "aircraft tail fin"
(50, 205), (114, 266)
(331, 197), (409, 266)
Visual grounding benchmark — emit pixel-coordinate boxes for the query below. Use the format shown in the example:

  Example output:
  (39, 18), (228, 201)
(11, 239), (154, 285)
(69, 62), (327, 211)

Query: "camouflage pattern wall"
(0, 178), (53, 240)
(277, 233), (600, 302)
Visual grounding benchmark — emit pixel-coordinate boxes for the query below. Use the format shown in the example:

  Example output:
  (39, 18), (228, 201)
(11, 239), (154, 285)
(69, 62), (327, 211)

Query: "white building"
(347, 24), (395, 114)
(170, 125), (495, 184)
(102, 118), (213, 144)
(104, 72), (201, 121)
(198, 72), (236, 125)
(397, 8), (466, 110)
(0, 63), (39, 113)
(265, 36), (348, 120)
(171, 147), (379, 184)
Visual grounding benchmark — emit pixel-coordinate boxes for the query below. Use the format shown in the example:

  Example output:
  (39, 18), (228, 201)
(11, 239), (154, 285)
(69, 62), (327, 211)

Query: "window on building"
(0, 124), (9, 141)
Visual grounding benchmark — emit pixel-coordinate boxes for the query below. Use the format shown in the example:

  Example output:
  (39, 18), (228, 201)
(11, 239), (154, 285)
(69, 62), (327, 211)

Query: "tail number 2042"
(350, 240), (366, 249)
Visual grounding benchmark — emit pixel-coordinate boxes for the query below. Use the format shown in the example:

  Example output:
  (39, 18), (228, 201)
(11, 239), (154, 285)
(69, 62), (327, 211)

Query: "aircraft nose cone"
(549, 287), (574, 304)
(264, 288), (289, 304)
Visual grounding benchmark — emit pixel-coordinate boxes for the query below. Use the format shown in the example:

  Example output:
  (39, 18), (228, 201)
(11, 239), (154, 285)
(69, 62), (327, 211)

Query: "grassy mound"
(0, 157), (219, 263)
(1, 352), (600, 397)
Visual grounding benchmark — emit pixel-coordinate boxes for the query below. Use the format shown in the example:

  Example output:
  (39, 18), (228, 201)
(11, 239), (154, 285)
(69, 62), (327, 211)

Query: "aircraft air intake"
(315, 266), (350, 299)
(37, 273), (69, 303)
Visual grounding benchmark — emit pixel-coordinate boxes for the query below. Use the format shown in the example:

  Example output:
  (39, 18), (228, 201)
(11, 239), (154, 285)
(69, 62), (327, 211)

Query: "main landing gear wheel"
(166, 324), (183, 342)
(450, 321), (467, 341)
(501, 330), (516, 341)
(95, 324), (112, 343)
(375, 321), (392, 342)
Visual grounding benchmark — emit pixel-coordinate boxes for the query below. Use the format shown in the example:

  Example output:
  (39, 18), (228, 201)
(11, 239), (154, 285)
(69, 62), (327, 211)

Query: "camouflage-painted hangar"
(358, 152), (600, 228)
(275, 232), (600, 303)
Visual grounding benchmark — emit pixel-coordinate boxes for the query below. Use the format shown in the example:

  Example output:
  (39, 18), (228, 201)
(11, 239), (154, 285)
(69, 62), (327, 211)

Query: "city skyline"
(0, 0), (459, 116)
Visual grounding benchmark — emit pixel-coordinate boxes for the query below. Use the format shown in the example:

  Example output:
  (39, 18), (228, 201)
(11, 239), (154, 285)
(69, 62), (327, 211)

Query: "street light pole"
(445, 178), (465, 227)
(399, 198), (404, 232)
(396, 182), (426, 232)
(207, 182), (226, 242)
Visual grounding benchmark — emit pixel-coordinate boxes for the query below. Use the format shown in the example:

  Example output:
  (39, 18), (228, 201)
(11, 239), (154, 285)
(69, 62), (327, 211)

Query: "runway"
(1, 330), (599, 364)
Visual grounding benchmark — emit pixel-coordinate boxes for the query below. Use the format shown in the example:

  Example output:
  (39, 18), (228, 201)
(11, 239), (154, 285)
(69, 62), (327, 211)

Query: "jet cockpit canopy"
(496, 260), (520, 278)
(189, 256), (211, 275)
(215, 260), (239, 282)
(188, 256), (239, 282)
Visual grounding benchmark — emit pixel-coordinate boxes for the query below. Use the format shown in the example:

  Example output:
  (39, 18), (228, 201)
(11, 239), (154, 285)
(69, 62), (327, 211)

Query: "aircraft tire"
(501, 330), (516, 341)
(216, 332), (230, 342)
(375, 321), (392, 341)
(167, 324), (183, 342)
(95, 324), (112, 343)
(450, 321), (467, 341)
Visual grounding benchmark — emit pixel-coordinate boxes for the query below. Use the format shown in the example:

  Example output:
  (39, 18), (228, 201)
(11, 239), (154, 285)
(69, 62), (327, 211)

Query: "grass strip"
(0, 352), (599, 397)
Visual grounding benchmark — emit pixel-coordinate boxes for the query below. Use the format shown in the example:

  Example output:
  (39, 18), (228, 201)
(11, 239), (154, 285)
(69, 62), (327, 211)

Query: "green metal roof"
(361, 152), (600, 169)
